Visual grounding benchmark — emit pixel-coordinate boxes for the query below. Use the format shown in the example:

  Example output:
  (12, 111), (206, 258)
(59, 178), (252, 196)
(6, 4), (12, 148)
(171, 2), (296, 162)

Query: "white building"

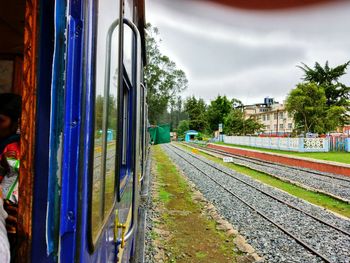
(241, 98), (294, 135)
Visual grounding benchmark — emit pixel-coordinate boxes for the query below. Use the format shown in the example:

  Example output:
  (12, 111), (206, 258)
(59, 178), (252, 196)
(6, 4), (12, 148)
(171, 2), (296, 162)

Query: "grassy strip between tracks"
(214, 142), (350, 165)
(178, 143), (350, 218)
(152, 145), (237, 262)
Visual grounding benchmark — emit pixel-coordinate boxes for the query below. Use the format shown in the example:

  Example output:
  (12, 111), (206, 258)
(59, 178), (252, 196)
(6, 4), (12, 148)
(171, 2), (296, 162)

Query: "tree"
(176, 120), (189, 139)
(223, 109), (243, 135)
(232, 98), (243, 108)
(298, 61), (350, 106)
(243, 118), (265, 135)
(157, 96), (188, 131)
(224, 109), (263, 135)
(295, 61), (350, 132)
(184, 96), (207, 131)
(169, 96), (188, 131)
(299, 61), (350, 131)
(95, 94), (118, 133)
(144, 25), (188, 124)
(206, 95), (232, 133)
(286, 82), (327, 133)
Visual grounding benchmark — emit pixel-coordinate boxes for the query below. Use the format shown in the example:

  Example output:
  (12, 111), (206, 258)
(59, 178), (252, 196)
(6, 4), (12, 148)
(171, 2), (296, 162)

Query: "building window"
(266, 114), (270, 121)
(274, 113), (277, 120)
(274, 124), (277, 130)
(288, 123), (292, 129)
(280, 123), (284, 129)
(262, 114), (266, 121)
(279, 112), (284, 119)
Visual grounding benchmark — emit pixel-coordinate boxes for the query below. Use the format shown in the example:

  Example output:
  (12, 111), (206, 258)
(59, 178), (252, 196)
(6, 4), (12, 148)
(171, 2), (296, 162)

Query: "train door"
(69, 0), (142, 262)
(54, 0), (120, 261)
(1, 0), (142, 261)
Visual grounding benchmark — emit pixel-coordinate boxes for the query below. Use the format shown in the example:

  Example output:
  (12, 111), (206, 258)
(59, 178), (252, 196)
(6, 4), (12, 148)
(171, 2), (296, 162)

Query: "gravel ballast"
(192, 144), (350, 202)
(163, 144), (350, 263)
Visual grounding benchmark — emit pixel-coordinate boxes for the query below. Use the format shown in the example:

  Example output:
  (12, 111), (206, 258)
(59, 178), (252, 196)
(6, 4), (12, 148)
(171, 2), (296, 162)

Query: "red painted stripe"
(208, 144), (350, 177)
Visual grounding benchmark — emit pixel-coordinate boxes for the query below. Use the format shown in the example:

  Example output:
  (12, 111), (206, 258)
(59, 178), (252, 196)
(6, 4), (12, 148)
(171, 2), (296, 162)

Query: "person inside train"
(0, 188), (10, 263)
(0, 93), (21, 258)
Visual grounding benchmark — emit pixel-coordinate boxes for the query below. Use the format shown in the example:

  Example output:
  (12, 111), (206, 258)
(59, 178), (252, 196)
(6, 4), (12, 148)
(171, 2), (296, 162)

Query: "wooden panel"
(0, 0), (26, 54)
(17, 0), (38, 261)
(13, 56), (24, 95)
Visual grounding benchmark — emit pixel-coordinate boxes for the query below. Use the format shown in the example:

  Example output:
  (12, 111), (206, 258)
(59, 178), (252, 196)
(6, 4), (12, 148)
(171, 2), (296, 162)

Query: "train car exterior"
(3, 0), (148, 262)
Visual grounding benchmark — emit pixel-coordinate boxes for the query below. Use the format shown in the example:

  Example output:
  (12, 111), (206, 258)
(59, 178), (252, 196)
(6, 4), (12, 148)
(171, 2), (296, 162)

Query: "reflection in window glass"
(91, 0), (120, 239)
(122, 91), (128, 165)
(104, 77), (117, 216)
(123, 26), (133, 80)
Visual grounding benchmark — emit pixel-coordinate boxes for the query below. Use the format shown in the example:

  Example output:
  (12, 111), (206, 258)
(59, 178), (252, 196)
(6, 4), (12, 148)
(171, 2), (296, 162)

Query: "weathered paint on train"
(16, 0), (147, 262)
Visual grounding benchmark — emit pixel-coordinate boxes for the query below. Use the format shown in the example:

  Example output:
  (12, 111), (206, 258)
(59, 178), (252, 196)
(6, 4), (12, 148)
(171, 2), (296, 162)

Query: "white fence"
(223, 136), (329, 152)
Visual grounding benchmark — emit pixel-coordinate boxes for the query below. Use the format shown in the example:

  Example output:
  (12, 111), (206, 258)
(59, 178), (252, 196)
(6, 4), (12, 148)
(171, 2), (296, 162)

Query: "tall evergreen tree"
(144, 25), (188, 124)
(184, 96), (207, 131)
(206, 95), (233, 132)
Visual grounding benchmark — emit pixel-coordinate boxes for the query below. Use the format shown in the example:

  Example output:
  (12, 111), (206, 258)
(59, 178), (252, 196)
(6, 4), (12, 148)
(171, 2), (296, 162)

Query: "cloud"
(146, 0), (350, 104)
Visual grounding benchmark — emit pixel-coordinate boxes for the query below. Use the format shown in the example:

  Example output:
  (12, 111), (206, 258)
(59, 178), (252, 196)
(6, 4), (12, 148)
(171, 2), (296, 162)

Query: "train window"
(104, 83), (118, 216)
(122, 89), (129, 165)
(123, 26), (134, 80)
(91, 0), (121, 240)
(123, 0), (134, 79)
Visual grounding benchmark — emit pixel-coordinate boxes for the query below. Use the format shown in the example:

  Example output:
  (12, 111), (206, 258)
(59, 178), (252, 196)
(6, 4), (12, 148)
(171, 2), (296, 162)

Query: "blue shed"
(185, 130), (199, 142)
(107, 129), (114, 142)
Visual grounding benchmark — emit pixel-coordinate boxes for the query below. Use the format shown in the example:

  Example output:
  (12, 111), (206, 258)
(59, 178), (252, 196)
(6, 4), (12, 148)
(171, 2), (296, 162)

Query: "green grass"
(152, 145), (237, 262)
(214, 141), (350, 165)
(195, 251), (208, 259)
(179, 143), (350, 218)
(150, 230), (158, 240)
(158, 188), (172, 203)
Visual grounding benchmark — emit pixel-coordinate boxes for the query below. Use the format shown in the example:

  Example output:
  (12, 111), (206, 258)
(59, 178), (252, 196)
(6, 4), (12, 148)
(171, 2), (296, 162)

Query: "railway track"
(185, 142), (350, 202)
(164, 144), (350, 263)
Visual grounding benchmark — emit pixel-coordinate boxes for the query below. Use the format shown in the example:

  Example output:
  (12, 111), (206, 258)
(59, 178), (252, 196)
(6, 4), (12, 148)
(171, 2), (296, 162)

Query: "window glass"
(123, 0), (134, 79)
(118, 81), (130, 194)
(124, 27), (133, 79)
(91, 0), (120, 239)
(122, 90), (129, 165)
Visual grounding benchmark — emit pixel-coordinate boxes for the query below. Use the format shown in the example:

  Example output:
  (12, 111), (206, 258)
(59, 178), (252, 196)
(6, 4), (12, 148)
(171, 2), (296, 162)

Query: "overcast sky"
(145, 0), (350, 105)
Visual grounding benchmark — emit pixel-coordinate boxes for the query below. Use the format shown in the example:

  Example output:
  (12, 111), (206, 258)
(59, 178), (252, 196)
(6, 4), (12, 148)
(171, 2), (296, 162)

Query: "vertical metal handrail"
(139, 83), (146, 183)
(117, 17), (142, 246)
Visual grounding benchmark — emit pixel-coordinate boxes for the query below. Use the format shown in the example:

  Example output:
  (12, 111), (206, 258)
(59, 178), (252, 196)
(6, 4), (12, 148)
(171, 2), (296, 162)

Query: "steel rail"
(172, 144), (350, 237)
(189, 143), (350, 187)
(165, 144), (333, 263)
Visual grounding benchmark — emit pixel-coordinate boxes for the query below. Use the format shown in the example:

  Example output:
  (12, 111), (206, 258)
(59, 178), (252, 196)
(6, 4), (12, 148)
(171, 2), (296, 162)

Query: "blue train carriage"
(2, 0), (148, 262)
